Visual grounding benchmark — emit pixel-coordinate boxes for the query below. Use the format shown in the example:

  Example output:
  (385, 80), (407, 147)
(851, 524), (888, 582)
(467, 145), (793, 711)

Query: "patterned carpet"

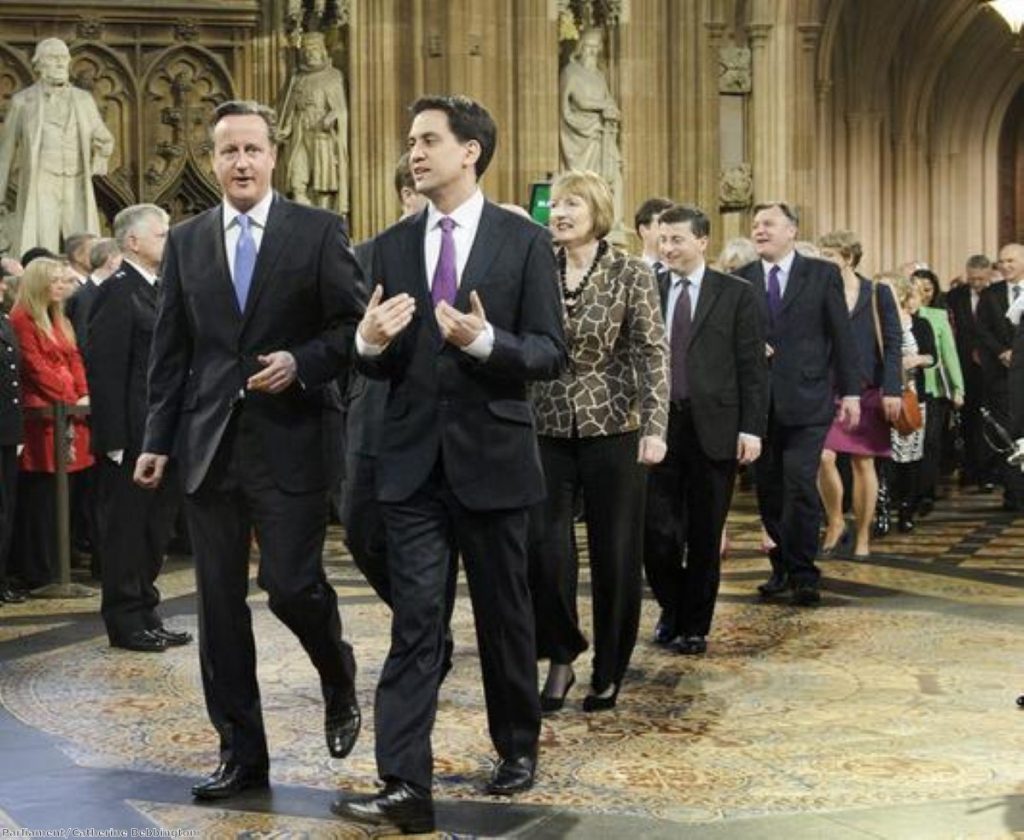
(0, 485), (1022, 837)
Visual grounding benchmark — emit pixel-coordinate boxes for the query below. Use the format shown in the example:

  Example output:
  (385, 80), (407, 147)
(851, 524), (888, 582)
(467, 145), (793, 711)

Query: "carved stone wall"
(0, 2), (263, 234)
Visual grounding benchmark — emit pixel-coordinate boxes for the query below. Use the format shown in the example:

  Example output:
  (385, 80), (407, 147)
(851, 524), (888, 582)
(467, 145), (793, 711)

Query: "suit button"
(11, 380), (16, 387)
(12, 398), (17, 404)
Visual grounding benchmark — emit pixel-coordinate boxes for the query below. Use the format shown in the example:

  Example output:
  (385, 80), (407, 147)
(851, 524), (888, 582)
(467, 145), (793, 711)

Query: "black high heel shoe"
(820, 524), (851, 557)
(582, 683), (619, 713)
(540, 673), (575, 714)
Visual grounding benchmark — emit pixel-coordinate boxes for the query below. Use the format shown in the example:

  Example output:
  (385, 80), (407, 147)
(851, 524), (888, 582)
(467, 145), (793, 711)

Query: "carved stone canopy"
(719, 46), (751, 94)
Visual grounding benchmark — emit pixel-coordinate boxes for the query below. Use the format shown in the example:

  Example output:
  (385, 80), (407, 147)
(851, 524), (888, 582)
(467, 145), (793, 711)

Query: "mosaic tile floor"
(0, 485), (1022, 838)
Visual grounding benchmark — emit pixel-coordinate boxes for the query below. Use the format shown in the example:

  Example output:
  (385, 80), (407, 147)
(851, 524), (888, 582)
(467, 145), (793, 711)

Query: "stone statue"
(559, 28), (623, 226)
(0, 38), (114, 256)
(278, 32), (349, 214)
(719, 162), (753, 209)
(719, 46), (752, 94)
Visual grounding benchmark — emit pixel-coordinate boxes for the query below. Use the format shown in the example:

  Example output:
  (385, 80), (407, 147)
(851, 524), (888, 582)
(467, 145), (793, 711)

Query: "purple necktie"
(431, 216), (457, 306)
(670, 278), (692, 400)
(767, 264), (782, 320)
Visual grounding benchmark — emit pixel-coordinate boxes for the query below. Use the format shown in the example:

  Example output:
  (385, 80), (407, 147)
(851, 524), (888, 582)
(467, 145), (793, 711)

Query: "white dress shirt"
(665, 261), (703, 345)
(760, 248), (796, 299)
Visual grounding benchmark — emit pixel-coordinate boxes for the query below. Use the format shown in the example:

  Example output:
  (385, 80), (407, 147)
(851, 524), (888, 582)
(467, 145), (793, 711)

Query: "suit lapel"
(455, 201), (504, 308)
(689, 267), (723, 342)
(779, 252), (810, 314)
(241, 194), (292, 323)
(850, 277), (871, 318)
(203, 206), (237, 319)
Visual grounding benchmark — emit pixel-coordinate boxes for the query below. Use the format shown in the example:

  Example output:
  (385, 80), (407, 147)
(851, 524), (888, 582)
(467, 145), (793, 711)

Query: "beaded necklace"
(559, 239), (608, 310)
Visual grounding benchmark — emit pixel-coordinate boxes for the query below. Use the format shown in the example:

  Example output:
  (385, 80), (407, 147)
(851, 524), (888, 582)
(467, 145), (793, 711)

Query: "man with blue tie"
(135, 100), (367, 799)
(736, 202), (859, 606)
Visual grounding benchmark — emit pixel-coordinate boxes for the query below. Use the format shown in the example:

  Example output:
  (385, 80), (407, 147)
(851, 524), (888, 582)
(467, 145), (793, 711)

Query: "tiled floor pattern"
(0, 486), (1022, 838)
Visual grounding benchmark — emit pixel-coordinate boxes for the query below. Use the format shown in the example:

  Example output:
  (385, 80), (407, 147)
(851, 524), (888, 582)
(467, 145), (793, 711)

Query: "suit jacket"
(736, 253), (859, 427)
(849, 277), (902, 397)
(977, 280), (1016, 382)
(917, 306), (964, 400)
(1010, 319), (1024, 437)
(0, 313), (23, 447)
(143, 193), (366, 494)
(357, 201), (567, 510)
(65, 278), (101, 352)
(946, 284), (985, 376)
(658, 267), (767, 461)
(531, 245), (669, 440)
(85, 263), (158, 457)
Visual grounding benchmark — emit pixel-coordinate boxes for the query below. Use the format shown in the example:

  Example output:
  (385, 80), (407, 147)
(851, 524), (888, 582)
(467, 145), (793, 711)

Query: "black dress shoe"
(486, 754), (536, 795)
(674, 635), (707, 656)
(151, 627), (193, 646)
(582, 683), (620, 713)
(331, 780), (435, 833)
(191, 762), (269, 800)
(652, 610), (676, 645)
(0, 588), (25, 604)
(791, 584), (821, 606)
(540, 673), (575, 714)
(757, 574), (790, 598)
(111, 630), (167, 653)
(324, 685), (361, 758)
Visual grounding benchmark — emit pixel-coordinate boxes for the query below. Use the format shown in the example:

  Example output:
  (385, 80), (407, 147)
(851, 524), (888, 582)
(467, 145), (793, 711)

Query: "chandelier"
(981, 0), (1024, 35)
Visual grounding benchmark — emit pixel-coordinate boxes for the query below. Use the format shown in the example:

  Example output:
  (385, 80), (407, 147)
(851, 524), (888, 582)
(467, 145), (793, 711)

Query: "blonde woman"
(9, 258), (92, 590)
(528, 170), (668, 713)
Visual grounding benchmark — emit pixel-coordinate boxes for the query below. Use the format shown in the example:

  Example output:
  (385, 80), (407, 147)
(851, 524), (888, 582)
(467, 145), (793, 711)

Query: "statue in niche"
(278, 31), (349, 214)
(0, 38), (114, 256)
(559, 28), (623, 226)
(719, 46), (752, 94)
(719, 163), (753, 209)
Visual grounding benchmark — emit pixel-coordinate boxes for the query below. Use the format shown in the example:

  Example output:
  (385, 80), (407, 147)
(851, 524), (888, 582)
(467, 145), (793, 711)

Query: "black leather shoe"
(191, 762), (269, 800)
(325, 686), (361, 759)
(757, 574), (790, 598)
(820, 526), (850, 557)
(652, 610), (676, 645)
(486, 754), (536, 795)
(0, 588), (26, 604)
(331, 780), (435, 833)
(674, 635), (707, 655)
(791, 585), (821, 606)
(540, 673), (575, 714)
(151, 627), (192, 646)
(582, 683), (620, 713)
(111, 630), (167, 653)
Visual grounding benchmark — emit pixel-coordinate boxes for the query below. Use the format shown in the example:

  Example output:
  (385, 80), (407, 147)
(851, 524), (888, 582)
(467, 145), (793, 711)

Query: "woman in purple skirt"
(816, 232), (903, 557)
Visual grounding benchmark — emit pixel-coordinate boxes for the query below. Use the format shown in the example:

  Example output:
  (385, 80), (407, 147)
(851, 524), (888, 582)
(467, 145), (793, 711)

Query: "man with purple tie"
(736, 202), (859, 606)
(331, 95), (566, 834)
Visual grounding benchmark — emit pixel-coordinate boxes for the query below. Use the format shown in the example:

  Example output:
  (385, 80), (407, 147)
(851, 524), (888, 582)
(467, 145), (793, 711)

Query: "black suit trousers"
(528, 431), (646, 691)
(98, 455), (181, 641)
(644, 403), (737, 638)
(376, 463), (539, 791)
(756, 414), (830, 586)
(186, 404), (355, 769)
(0, 445), (16, 587)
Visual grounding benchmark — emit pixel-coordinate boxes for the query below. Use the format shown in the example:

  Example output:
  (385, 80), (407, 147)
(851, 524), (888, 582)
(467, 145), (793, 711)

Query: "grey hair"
(88, 238), (121, 272)
(113, 204), (169, 249)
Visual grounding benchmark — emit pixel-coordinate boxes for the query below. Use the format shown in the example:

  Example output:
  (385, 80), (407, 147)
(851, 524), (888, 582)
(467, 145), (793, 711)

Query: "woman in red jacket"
(9, 257), (92, 590)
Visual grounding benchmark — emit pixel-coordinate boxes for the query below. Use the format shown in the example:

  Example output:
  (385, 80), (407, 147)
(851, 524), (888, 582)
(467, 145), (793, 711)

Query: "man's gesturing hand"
(358, 285), (416, 347)
(247, 351), (297, 393)
(436, 290), (487, 348)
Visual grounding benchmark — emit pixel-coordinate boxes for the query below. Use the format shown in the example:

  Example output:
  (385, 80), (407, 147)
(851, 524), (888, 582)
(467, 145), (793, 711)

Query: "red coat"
(10, 305), (93, 473)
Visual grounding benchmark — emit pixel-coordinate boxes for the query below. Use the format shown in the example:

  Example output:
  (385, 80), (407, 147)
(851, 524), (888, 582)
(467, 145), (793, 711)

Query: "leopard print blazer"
(531, 244), (669, 439)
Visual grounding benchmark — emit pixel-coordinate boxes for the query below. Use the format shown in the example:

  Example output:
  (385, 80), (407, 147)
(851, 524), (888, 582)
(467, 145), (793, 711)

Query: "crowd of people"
(0, 93), (1022, 836)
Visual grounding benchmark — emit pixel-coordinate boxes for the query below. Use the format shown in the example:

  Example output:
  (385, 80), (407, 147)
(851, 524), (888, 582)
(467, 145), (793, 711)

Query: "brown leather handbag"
(872, 283), (923, 435)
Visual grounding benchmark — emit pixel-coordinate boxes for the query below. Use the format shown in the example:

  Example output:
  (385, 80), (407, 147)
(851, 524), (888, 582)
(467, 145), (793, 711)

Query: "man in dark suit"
(134, 100), (366, 800)
(65, 237), (121, 351)
(976, 243), (1024, 510)
(86, 206), (187, 652)
(331, 95), (566, 834)
(644, 204), (767, 653)
(946, 254), (996, 489)
(736, 202), (859, 606)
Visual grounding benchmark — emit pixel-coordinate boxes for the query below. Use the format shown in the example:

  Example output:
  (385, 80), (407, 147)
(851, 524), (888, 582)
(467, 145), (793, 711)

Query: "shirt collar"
(123, 257), (158, 286)
(673, 261), (705, 288)
(223, 190), (274, 232)
(426, 188), (485, 232)
(762, 248), (796, 277)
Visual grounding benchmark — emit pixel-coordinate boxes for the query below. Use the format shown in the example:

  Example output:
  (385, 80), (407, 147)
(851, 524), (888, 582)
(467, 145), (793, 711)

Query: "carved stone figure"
(0, 38), (114, 255)
(719, 162), (753, 209)
(559, 28), (623, 225)
(278, 32), (349, 214)
(719, 46), (752, 94)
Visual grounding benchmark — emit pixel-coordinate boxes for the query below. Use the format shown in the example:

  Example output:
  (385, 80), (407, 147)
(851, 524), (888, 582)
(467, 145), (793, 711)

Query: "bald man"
(977, 243), (1024, 511)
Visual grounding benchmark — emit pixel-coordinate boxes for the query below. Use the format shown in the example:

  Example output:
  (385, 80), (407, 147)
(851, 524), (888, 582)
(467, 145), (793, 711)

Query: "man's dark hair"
(658, 204), (711, 239)
(753, 201), (800, 226)
(410, 95), (497, 179)
(965, 254), (991, 270)
(209, 99), (278, 144)
(64, 232), (95, 263)
(393, 151), (415, 198)
(21, 246), (58, 266)
(634, 197), (674, 235)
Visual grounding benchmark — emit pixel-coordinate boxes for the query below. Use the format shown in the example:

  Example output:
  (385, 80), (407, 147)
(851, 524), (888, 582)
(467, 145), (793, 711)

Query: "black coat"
(736, 253), (859, 427)
(0, 314), (23, 447)
(143, 194), (367, 494)
(64, 278), (100, 351)
(357, 201), (567, 510)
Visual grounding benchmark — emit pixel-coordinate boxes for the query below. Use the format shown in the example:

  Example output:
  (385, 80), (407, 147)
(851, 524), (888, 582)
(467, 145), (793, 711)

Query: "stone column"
(511, 0), (559, 200)
(746, 21), (776, 202)
(845, 110), (885, 271)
